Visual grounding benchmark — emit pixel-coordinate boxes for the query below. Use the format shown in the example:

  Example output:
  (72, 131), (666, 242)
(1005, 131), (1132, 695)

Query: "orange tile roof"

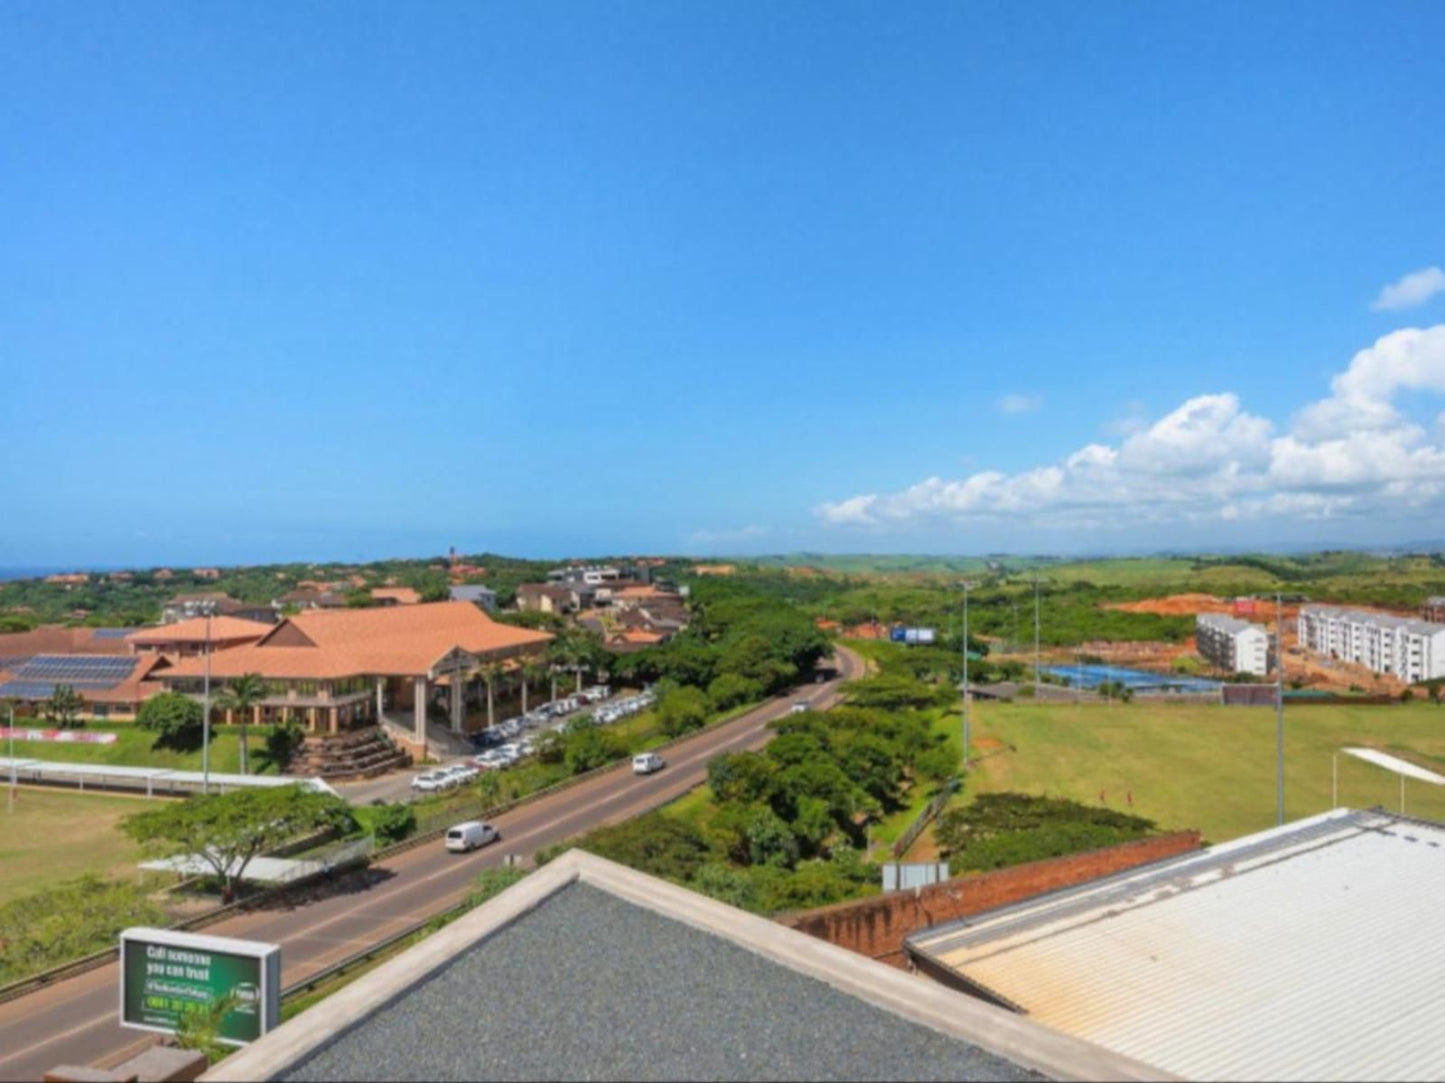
(127, 616), (274, 644)
(370, 587), (421, 605)
(0, 625), (134, 657)
(159, 600), (551, 681)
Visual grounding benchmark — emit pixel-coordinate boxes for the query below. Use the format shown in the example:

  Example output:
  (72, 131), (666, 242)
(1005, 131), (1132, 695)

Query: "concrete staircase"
(378, 712), (473, 762)
(290, 727), (412, 781)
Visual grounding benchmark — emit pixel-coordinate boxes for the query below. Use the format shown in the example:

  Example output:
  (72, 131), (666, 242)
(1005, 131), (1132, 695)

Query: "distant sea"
(0, 567), (63, 582)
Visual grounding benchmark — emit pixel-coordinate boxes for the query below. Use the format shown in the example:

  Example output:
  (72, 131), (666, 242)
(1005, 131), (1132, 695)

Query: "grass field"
(0, 788), (151, 903)
(5, 724), (277, 774)
(965, 699), (1445, 843)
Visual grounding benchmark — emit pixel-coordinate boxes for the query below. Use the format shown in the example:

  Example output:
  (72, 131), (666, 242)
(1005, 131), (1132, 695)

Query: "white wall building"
(1297, 605), (1445, 683)
(1195, 613), (1270, 676)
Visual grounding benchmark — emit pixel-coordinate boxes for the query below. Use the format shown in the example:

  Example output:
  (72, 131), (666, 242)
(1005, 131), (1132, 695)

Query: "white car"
(790, 701), (810, 714)
(473, 750), (511, 771)
(632, 752), (665, 775)
(411, 770), (452, 793)
(443, 764), (479, 784)
(445, 821), (499, 853)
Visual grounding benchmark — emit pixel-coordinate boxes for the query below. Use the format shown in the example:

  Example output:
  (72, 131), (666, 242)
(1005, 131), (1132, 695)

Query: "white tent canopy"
(1342, 748), (1445, 786)
(0, 757), (338, 798)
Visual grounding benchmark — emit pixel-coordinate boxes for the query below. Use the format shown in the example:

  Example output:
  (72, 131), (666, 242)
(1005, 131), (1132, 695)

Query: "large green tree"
(123, 784), (353, 902)
(136, 691), (206, 751)
(216, 673), (266, 776)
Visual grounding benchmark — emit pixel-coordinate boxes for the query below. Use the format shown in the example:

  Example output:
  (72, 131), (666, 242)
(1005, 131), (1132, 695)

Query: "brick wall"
(778, 831), (1200, 967)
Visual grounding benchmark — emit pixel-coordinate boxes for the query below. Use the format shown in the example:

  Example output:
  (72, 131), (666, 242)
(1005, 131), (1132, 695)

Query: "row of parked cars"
(412, 685), (628, 795)
(411, 762), (481, 794)
(593, 687), (657, 725)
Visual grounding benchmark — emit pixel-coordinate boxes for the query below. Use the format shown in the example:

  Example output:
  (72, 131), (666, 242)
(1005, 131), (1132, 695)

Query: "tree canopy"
(123, 784), (353, 900)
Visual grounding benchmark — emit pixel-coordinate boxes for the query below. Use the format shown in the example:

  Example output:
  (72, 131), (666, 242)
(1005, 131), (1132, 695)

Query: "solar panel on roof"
(91, 628), (134, 639)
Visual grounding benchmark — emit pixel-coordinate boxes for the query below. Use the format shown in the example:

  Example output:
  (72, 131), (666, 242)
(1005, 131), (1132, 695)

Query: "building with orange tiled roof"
(192, 567), (222, 580)
(44, 572), (90, 586)
(370, 586), (422, 606)
(153, 600), (552, 742)
(127, 616), (273, 657)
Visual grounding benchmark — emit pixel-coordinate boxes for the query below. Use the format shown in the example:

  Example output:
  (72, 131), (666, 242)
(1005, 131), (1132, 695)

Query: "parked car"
(632, 752), (665, 775)
(472, 750), (511, 770)
(790, 701), (810, 714)
(443, 763), (479, 784)
(445, 821), (499, 853)
(411, 770), (452, 793)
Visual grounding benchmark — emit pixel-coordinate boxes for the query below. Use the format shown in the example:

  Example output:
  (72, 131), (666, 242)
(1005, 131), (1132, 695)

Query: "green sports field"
(0, 788), (150, 904)
(965, 699), (1445, 843)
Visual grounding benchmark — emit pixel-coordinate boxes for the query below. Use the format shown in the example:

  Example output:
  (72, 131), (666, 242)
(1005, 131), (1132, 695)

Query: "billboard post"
(119, 928), (280, 1046)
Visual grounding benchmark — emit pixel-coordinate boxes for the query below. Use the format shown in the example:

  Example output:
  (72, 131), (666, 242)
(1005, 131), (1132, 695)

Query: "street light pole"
(1276, 591), (1285, 826)
(202, 607), (213, 796)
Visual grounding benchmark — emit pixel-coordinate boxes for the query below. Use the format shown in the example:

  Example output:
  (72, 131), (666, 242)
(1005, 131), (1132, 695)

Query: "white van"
(445, 821), (499, 853)
(632, 752), (665, 776)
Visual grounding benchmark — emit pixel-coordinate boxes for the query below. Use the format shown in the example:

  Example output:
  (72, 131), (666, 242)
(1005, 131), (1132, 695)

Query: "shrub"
(656, 686), (710, 737)
(368, 803), (416, 845)
(0, 876), (166, 984)
(136, 691), (206, 752)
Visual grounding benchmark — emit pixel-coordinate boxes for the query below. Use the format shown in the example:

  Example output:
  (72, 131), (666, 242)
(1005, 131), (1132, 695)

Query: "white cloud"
(814, 324), (1445, 533)
(1372, 266), (1445, 312)
(996, 393), (1042, 415)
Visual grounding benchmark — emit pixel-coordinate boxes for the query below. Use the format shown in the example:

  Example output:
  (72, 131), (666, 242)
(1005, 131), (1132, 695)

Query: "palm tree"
(216, 672), (266, 775)
(479, 661), (505, 731)
(520, 659), (546, 715)
(546, 641), (571, 703)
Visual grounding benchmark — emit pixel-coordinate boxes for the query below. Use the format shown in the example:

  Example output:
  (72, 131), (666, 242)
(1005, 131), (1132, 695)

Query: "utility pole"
(6, 699), (14, 813)
(960, 581), (975, 769)
(202, 605), (213, 796)
(1276, 591), (1285, 826)
(1033, 577), (1042, 699)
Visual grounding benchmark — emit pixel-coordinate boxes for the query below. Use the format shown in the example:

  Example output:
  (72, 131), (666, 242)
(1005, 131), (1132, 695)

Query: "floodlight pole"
(1275, 591), (1285, 826)
(202, 607), (213, 796)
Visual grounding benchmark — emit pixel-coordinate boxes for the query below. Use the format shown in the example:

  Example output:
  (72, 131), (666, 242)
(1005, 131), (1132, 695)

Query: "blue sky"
(3, 2), (1444, 567)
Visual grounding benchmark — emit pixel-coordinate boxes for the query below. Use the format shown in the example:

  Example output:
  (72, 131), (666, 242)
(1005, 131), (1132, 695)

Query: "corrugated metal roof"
(907, 809), (1445, 1081)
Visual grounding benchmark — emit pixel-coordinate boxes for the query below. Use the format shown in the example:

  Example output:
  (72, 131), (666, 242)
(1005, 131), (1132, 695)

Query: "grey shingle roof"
(279, 882), (1041, 1083)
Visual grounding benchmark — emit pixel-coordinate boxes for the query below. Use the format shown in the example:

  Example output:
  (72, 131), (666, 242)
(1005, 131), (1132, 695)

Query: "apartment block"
(1297, 605), (1445, 683)
(1195, 613), (1270, 676)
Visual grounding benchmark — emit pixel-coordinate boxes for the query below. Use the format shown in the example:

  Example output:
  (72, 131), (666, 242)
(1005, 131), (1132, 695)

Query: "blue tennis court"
(1039, 663), (1221, 693)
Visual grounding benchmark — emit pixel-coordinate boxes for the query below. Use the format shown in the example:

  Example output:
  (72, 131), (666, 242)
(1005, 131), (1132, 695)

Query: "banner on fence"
(0, 727), (117, 744)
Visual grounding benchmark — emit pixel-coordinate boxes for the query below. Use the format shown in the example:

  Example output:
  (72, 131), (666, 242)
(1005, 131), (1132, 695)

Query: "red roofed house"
(153, 601), (552, 762)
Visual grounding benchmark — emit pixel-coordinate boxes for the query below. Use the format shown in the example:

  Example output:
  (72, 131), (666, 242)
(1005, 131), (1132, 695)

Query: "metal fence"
(891, 780), (958, 859)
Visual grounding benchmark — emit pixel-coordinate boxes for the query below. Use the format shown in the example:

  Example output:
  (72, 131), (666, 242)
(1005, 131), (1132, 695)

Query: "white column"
(414, 677), (428, 742)
(451, 672), (463, 733)
(375, 678), (385, 721)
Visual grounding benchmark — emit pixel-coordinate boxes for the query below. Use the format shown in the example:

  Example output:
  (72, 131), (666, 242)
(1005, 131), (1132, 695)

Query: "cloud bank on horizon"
(817, 322), (1445, 534)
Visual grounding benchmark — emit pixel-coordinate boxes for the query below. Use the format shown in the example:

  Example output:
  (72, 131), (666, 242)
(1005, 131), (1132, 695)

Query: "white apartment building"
(1195, 613), (1270, 676)
(1297, 605), (1445, 683)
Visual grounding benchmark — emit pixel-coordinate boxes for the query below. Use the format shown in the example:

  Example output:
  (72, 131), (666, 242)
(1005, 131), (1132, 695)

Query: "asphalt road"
(0, 647), (862, 1082)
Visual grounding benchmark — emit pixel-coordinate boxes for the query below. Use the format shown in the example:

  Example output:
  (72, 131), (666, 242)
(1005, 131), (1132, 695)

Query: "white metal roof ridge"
(909, 809), (1378, 958)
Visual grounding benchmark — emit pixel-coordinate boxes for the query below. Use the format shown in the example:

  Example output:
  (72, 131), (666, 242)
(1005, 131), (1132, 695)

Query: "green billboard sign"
(120, 928), (281, 1046)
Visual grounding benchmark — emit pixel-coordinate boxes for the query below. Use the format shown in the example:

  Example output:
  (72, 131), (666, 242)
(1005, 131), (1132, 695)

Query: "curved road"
(0, 647), (862, 1081)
